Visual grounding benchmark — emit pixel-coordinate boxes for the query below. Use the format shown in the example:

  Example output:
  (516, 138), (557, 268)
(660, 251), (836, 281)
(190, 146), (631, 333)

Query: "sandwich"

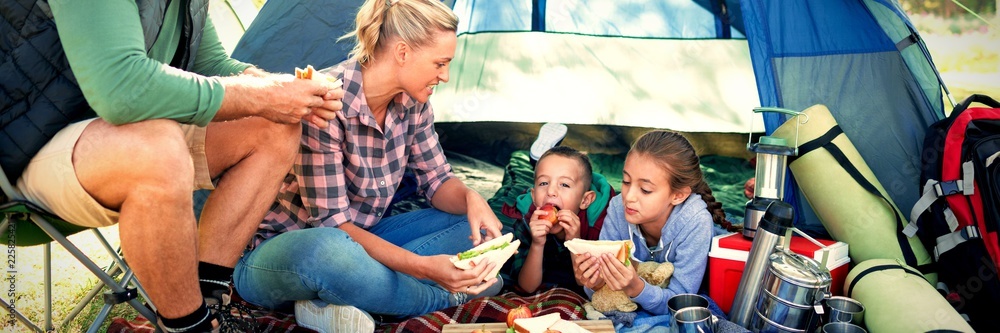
(450, 233), (520, 279)
(512, 313), (591, 333)
(295, 64), (343, 86)
(563, 239), (633, 267)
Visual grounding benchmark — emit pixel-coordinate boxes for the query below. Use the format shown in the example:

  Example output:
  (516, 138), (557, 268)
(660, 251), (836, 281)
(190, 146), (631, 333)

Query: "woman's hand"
(422, 254), (499, 294)
(572, 253), (604, 290)
(466, 191), (503, 246)
(598, 253), (642, 297)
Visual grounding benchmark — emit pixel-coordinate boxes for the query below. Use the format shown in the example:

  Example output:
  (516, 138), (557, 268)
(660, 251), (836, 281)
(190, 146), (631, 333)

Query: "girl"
(572, 130), (726, 315)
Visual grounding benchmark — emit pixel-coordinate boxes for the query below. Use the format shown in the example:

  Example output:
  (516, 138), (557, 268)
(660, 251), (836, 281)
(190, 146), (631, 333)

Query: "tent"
(219, 0), (986, 330)
(742, 0), (947, 233)
(226, 0), (953, 235)
(230, 0), (762, 132)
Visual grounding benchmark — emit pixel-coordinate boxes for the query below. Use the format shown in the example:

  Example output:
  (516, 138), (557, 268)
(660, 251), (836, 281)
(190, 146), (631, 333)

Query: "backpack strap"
(909, 179), (966, 235)
(934, 225), (981, 261)
(799, 126), (920, 269)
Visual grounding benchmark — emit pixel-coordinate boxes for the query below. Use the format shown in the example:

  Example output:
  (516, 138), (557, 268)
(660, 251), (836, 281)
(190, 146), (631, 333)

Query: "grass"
(0, 226), (140, 332)
(3, 11), (999, 333)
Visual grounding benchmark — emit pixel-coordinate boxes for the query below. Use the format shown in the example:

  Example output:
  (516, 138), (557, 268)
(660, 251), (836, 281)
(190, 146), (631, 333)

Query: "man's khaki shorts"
(15, 118), (214, 228)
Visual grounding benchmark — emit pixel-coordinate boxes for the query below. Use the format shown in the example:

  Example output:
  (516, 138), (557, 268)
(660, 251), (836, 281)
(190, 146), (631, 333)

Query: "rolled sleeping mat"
(771, 104), (935, 283)
(845, 259), (973, 332)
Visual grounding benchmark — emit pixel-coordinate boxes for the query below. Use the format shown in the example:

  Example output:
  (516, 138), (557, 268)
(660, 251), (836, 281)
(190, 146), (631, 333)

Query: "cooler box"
(708, 233), (850, 315)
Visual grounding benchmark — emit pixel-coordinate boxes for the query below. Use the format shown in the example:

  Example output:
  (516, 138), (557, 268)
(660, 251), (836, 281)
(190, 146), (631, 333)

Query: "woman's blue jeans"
(233, 208), (474, 317)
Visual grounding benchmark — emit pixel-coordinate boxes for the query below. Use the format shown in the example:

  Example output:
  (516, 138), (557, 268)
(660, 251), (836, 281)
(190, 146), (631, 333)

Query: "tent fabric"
(436, 0), (762, 132)
(229, 0), (356, 73)
(431, 32), (761, 132)
(453, 0), (745, 39)
(742, 0), (946, 229)
(232, 0), (763, 132)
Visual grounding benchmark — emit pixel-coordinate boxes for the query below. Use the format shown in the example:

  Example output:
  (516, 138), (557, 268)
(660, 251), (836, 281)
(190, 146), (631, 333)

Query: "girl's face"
(620, 153), (690, 227)
(397, 30), (456, 103)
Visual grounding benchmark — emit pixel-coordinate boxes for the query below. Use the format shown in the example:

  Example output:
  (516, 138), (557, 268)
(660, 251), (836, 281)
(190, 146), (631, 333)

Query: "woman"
(233, 0), (503, 331)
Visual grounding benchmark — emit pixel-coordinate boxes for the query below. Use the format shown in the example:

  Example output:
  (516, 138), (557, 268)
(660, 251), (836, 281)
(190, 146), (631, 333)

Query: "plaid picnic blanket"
(377, 287), (588, 333)
(107, 289), (318, 333)
(108, 287), (587, 333)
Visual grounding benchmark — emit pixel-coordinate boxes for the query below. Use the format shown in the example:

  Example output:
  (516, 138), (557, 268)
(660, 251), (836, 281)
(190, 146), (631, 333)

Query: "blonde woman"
(233, 0), (504, 331)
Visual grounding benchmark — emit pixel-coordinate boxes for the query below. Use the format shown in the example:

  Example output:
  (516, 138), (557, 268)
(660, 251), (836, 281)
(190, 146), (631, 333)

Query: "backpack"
(910, 94), (1000, 332)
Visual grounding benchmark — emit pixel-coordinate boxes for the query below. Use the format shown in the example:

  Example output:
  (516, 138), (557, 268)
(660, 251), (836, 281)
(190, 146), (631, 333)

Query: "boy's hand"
(554, 208), (581, 241)
(528, 210), (553, 246)
(598, 253), (642, 297)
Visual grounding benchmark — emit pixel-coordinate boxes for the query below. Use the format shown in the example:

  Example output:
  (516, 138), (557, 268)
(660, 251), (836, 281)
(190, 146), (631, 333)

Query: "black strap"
(847, 263), (927, 297)
(823, 142), (919, 268)
(895, 33), (918, 51)
(789, 126), (843, 165)
(794, 125), (919, 268)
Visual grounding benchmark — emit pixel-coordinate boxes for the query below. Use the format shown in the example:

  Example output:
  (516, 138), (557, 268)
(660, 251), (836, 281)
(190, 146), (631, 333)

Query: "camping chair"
(0, 167), (159, 332)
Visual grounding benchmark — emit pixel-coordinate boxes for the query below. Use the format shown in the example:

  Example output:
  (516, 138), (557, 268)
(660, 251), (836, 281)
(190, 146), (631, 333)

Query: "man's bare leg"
(73, 119), (202, 319)
(198, 117), (300, 267)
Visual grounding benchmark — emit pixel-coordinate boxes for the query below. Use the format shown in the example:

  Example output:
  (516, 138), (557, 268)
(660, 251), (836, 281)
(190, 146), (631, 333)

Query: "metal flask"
(729, 200), (794, 328)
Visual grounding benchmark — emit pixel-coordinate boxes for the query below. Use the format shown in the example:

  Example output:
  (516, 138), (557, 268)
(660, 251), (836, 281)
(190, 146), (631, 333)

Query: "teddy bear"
(588, 260), (675, 313)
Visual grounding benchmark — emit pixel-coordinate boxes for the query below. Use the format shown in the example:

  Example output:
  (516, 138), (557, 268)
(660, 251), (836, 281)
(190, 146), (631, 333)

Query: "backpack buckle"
(934, 180), (963, 196)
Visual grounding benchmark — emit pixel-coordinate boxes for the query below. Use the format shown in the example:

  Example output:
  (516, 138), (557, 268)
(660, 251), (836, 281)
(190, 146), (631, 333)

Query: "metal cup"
(821, 322), (867, 333)
(824, 296), (865, 326)
(673, 307), (717, 333)
(668, 293), (710, 315)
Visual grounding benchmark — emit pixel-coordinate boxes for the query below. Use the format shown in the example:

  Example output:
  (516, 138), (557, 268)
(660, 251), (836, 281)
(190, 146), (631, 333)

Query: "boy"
(505, 146), (615, 295)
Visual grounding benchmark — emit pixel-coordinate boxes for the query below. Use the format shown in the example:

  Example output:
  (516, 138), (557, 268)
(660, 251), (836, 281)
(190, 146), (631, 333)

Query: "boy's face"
(532, 155), (592, 214)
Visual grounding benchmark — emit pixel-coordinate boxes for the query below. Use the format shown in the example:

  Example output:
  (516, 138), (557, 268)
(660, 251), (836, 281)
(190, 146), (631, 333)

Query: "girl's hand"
(598, 253), (641, 297)
(572, 253), (605, 290)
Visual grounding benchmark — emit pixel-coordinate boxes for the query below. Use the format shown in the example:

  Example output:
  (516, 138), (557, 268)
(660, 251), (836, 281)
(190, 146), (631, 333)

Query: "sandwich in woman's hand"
(563, 239), (633, 267)
(451, 233), (520, 279)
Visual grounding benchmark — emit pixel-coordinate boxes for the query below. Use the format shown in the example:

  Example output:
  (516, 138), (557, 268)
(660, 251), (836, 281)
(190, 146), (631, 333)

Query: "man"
(0, 0), (343, 331)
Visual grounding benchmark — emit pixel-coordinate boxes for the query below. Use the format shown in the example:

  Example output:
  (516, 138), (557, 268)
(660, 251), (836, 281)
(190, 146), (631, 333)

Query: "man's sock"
(198, 261), (234, 302)
(160, 301), (213, 333)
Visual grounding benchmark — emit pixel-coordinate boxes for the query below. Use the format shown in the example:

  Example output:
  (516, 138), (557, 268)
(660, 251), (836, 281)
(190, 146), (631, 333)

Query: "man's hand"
(216, 72), (344, 126)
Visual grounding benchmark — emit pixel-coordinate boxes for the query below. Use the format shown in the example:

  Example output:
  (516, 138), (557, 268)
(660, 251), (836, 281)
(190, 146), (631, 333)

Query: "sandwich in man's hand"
(295, 64), (343, 86)
(450, 233), (520, 279)
(564, 239), (633, 267)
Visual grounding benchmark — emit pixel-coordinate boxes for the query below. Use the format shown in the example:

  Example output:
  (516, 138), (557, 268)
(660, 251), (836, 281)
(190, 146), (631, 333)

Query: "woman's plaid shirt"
(252, 59), (455, 248)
